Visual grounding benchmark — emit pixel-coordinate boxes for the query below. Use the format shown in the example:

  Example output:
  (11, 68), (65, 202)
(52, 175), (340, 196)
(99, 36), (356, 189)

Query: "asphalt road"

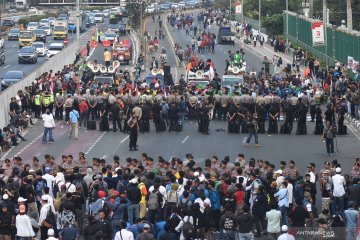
(0, 23), (97, 78)
(1, 8), (360, 218)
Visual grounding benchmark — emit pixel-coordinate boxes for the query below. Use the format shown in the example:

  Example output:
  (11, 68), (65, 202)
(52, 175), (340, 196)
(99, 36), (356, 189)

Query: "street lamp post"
(286, 0), (288, 53)
(258, 0), (261, 30)
(76, 0), (80, 51)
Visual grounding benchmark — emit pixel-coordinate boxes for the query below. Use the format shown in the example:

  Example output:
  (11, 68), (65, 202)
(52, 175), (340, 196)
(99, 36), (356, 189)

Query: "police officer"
(33, 90), (42, 118)
(220, 91), (229, 120)
(213, 91), (221, 120)
(309, 93), (316, 122)
(42, 91), (52, 114)
(314, 104), (323, 135)
(188, 92), (198, 120)
(199, 102), (210, 134)
(55, 92), (64, 120)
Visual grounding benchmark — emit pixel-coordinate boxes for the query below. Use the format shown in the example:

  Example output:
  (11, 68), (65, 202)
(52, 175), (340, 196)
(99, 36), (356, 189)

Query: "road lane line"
(3, 64), (10, 69)
(85, 132), (106, 155)
(345, 120), (360, 140)
(120, 135), (129, 143)
(181, 135), (189, 143)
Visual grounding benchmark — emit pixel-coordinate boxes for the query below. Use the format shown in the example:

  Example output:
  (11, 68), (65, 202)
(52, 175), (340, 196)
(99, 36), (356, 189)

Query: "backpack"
(167, 184), (179, 203)
(148, 191), (160, 210)
(178, 198), (191, 212)
(54, 194), (66, 211)
(182, 216), (194, 238)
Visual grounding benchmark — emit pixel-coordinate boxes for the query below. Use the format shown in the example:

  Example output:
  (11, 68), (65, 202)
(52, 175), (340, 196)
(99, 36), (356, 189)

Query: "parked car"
(178, 1), (186, 8)
(1, 71), (24, 90)
(41, 25), (52, 36)
(18, 46), (38, 64)
(3, 19), (15, 27)
(145, 6), (155, 13)
(171, 3), (179, 9)
(33, 29), (46, 43)
(27, 22), (38, 31)
(32, 42), (47, 57)
(47, 42), (64, 59)
(0, 38), (4, 49)
(102, 10), (110, 17)
(160, 3), (171, 10)
(8, 28), (20, 40)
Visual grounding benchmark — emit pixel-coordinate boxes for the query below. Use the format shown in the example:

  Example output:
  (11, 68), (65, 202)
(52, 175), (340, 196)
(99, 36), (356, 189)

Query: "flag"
(209, 64), (215, 80)
(49, 74), (54, 93)
(135, 84), (139, 96)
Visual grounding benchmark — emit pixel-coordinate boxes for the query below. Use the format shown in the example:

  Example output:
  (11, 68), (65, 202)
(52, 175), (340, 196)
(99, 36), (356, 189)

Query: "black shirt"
(289, 206), (306, 227)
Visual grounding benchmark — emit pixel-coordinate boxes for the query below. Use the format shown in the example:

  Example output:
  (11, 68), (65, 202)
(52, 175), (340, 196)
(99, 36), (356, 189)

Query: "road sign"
(235, 2), (242, 14)
(312, 21), (324, 46)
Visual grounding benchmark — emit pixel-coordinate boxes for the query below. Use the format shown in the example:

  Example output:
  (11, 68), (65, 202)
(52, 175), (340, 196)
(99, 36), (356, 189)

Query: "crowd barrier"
(0, 42), (78, 128)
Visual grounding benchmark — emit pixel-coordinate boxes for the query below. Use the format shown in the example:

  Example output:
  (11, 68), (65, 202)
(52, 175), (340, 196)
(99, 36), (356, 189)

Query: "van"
(217, 26), (235, 44)
(18, 31), (36, 48)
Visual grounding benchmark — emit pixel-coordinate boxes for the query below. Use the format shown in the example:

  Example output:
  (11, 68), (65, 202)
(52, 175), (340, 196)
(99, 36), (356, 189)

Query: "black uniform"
(110, 103), (122, 132)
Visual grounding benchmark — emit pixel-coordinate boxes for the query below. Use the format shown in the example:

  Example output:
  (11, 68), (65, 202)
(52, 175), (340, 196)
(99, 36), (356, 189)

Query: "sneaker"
(331, 153), (335, 156)
(49, 140), (54, 143)
(255, 144), (262, 147)
(245, 143), (250, 147)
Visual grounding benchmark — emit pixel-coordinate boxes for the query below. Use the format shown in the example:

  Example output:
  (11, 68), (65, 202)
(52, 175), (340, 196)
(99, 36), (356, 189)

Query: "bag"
(54, 194), (66, 211)
(178, 198), (190, 212)
(43, 207), (55, 228)
(167, 184), (179, 203)
(182, 217), (194, 238)
(148, 191), (160, 210)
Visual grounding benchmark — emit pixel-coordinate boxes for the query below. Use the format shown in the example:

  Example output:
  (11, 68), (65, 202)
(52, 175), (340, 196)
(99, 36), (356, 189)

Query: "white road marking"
(181, 135), (189, 143)
(345, 120), (360, 140)
(85, 132), (106, 155)
(3, 64), (10, 69)
(120, 135), (129, 143)
(100, 155), (107, 159)
(12, 45), (17, 47)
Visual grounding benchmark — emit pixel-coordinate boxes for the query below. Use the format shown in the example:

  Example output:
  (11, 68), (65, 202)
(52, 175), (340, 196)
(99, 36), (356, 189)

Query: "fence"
(284, 11), (360, 66)
(0, 42), (78, 128)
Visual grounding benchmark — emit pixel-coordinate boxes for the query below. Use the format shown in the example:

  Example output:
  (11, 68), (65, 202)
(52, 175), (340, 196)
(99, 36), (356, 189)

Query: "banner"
(311, 21), (325, 46)
(235, 2), (242, 14)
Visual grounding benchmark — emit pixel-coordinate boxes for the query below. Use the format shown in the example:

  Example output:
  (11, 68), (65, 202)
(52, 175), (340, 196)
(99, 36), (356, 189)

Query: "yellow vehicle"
(53, 21), (67, 40)
(18, 31), (36, 48)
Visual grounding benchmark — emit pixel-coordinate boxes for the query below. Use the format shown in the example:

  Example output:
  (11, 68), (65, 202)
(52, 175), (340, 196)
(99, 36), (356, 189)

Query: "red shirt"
(79, 101), (88, 113)
(234, 190), (245, 205)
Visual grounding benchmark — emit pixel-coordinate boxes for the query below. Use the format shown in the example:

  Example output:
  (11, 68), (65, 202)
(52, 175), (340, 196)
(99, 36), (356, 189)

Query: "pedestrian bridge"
(37, 0), (120, 5)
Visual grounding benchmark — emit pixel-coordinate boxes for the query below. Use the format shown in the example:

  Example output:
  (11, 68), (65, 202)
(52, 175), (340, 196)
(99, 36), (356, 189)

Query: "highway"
(0, 13), (97, 78)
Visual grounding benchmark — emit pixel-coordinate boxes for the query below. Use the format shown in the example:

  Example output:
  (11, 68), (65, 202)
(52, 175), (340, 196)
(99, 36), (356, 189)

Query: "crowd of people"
(0, 152), (359, 240)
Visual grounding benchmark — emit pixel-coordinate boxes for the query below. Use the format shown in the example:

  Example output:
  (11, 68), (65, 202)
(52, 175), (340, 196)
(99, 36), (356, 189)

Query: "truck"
(18, 31), (36, 48)
(53, 21), (67, 40)
(15, 0), (27, 10)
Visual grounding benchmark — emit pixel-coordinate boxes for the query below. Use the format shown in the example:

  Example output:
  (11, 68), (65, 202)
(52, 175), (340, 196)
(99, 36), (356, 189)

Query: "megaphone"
(196, 70), (204, 78)
(100, 65), (107, 73)
(232, 66), (240, 74)
(87, 61), (94, 69)
(151, 69), (158, 75)
(92, 64), (100, 73)
(108, 66), (116, 73)
(113, 60), (120, 69)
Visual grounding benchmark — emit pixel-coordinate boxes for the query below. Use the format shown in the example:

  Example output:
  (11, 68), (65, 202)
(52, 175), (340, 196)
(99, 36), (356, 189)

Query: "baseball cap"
(18, 197), (27, 203)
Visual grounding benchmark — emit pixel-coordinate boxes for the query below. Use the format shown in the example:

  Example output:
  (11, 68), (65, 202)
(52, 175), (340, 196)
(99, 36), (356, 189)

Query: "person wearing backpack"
(175, 210), (193, 240)
(166, 178), (179, 220)
(146, 184), (163, 224)
(177, 191), (192, 213)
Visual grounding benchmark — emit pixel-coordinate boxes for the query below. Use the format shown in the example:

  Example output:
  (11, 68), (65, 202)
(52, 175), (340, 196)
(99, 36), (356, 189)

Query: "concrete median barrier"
(0, 41), (78, 128)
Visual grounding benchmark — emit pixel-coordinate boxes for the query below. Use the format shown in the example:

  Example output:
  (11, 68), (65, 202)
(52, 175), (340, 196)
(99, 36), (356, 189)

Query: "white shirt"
(278, 233), (295, 240)
(42, 174), (55, 195)
(47, 237), (59, 240)
(287, 183), (293, 205)
(16, 214), (35, 237)
(331, 174), (346, 197)
(38, 203), (52, 225)
(266, 209), (281, 233)
(42, 113), (56, 128)
(65, 182), (76, 193)
(307, 171), (316, 183)
(114, 229), (134, 240)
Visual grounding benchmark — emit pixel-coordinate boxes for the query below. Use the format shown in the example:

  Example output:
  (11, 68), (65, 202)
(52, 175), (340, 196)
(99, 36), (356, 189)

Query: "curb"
(346, 113), (360, 129)
(129, 30), (140, 66)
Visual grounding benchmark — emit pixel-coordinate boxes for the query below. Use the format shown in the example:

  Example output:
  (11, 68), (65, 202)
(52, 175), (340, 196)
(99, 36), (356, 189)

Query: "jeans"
(346, 228), (357, 240)
(127, 204), (139, 225)
(222, 230), (237, 240)
(325, 138), (334, 154)
(279, 205), (289, 226)
(179, 112), (185, 125)
(332, 196), (344, 215)
(42, 127), (54, 142)
(246, 129), (258, 144)
(238, 232), (254, 240)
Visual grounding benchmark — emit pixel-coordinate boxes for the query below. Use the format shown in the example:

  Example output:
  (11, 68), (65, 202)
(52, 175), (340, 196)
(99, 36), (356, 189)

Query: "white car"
(41, 25), (52, 36)
(102, 10), (110, 17)
(28, 7), (37, 14)
(178, 1), (186, 8)
(32, 42), (47, 57)
(46, 43), (63, 59)
(39, 19), (49, 27)
(27, 22), (38, 31)
(94, 13), (104, 23)
(145, 6), (155, 13)
(171, 3), (179, 9)
(0, 38), (4, 49)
